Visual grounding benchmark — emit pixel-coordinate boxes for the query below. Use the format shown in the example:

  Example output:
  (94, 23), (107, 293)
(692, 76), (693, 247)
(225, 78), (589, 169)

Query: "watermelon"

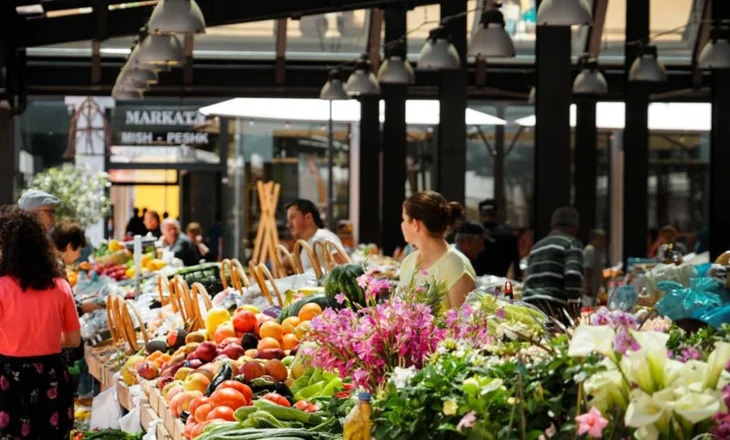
(324, 264), (366, 306)
(278, 294), (340, 323)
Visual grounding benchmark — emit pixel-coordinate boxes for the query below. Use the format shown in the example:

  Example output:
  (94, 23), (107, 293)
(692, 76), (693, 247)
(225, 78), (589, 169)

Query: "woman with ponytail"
(398, 191), (476, 308)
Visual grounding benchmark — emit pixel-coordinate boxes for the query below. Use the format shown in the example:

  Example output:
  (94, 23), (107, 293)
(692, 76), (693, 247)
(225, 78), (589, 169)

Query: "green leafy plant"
(25, 164), (111, 228)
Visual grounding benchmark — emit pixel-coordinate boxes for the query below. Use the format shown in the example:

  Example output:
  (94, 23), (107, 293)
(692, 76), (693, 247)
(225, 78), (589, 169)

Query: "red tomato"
(294, 400), (312, 411)
(217, 380), (253, 403)
(188, 396), (210, 418)
(206, 406), (236, 422)
(210, 388), (248, 410)
(262, 393), (291, 407)
(194, 403), (215, 423)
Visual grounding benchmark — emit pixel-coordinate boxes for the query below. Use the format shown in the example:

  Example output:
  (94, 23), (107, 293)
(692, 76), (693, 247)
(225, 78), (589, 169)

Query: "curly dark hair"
(0, 209), (62, 291)
(51, 221), (87, 252)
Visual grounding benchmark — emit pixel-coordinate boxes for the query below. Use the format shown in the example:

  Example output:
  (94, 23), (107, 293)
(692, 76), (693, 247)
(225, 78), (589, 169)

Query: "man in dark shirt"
(453, 221), (493, 275)
(474, 199), (522, 279)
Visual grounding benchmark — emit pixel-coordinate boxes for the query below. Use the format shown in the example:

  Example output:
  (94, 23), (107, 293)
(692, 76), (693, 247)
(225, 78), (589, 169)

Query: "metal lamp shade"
(116, 75), (150, 91)
(468, 9), (516, 58)
(377, 56), (415, 84)
(112, 87), (143, 100)
(148, 0), (206, 34)
(345, 70), (380, 96)
(573, 69), (608, 94)
(699, 28), (730, 69)
(136, 35), (185, 67)
(418, 28), (460, 70)
(537, 0), (592, 26)
(121, 65), (158, 85)
(628, 46), (667, 82)
(320, 71), (349, 100)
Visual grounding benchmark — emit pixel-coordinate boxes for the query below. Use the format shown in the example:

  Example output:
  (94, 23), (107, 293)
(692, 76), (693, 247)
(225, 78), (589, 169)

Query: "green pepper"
(318, 377), (343, 398)
(293, 380), (326, 402)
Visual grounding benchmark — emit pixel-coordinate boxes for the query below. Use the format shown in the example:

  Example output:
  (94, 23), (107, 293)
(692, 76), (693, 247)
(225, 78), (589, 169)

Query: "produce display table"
(144, 383), (184, 440)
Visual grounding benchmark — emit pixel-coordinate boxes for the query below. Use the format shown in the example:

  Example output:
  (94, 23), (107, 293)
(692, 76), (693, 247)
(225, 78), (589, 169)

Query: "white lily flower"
(665, 360), (707, 389)
(634, 424), (660, 440)
(674, 391), (720, 424)
(585, 369), (628, 411)
(625, 389), (666, 428)
(568, 325), (615, 358)
(625, 351), (659, 394)
(629, 330), (670, 355)
(704, 341), (730, 390)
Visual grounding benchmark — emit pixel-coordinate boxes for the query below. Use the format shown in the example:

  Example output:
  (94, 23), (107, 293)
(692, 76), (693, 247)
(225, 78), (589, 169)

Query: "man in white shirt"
(285, 199), (345, 271)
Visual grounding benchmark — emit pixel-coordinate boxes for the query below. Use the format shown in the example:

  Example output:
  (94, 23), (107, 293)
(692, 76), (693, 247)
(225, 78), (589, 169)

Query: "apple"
(214, 354), (231, 362)
(185, 359), (203, 370)
(137, 361), (161, 380)
(165, 384), (185, 402)
(221, 343), (245, 360)
(240, 361), (266, 381)
(257, 348), (285, 360)
(194, 341), (217, 363)
(183, 373), (211, 394)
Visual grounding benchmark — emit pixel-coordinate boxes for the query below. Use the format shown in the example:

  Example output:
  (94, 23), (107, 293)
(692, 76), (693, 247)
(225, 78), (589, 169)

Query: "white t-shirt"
(300, 228), (343, 271)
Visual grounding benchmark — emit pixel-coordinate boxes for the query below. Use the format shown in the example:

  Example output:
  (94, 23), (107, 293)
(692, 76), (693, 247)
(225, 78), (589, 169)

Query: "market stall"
(72, 234), (730, 440)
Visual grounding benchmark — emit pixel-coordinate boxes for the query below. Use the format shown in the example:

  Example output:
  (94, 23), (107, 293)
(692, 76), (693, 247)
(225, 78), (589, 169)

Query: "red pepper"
(262, 393), (291, 407)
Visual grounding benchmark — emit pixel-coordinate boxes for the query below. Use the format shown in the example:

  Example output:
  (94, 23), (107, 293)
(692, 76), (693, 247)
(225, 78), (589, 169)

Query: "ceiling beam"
(23, 56), (703, 100)
(18, 0), (438, 48)
(586, 0), (608, 57)
(366, 8), (383, 70)
(692, 0), (711, 87)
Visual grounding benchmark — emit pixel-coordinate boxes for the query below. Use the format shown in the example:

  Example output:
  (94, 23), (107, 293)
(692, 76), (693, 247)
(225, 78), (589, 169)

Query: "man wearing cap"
(18, 189), (60, 232)
(523, 207), (584, 321)
(475, 199), (521, 279)
(453, 221), (493, 276)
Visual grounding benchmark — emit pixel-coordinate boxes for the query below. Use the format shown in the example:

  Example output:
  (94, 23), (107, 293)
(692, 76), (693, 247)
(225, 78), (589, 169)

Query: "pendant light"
(115, 73), (150, 91)
(135, 34), (185, 67)
(628, 45), (667, 82)
(573, 55), (608, 94)
(120, 65), (158, 85)
(345, 55), (381, 96)
(418, 26), (460, 70)
(468, 6), (516, 58)
(537, 0), (592, 26)
(112, 86), (143, 100)
(320, 69), (349, 101)
(377, 40), (415, 84)
(699, 26), (730, 70)
(148, 0), (206, 34)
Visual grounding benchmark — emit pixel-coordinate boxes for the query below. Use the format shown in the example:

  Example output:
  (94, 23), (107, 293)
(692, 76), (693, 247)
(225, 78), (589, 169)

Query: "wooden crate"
(140, 403), (158, 432)
(156, 422), (174, 440)
(117, 380), (133, 411)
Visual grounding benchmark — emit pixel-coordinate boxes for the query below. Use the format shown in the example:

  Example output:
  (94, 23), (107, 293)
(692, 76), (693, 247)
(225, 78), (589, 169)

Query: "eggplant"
(249, 377), (294, 399)
(205, 363), (233, 396)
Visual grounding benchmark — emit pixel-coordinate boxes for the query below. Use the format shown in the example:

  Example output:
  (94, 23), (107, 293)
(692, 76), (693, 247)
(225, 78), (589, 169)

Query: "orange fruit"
(214, 324), (237, 345)
(257, 337), (281, 351)
(254, 314), (275, 336)
(294, 320), (312, 339)
(298, 303), (323, 322)
(259, 321), (284, 342)
(282, 333), (299, 351)
(281, 317), (301, 335)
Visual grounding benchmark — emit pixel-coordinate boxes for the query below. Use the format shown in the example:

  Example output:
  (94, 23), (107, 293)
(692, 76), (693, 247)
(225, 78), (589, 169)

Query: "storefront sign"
(113, 104), (212, 147)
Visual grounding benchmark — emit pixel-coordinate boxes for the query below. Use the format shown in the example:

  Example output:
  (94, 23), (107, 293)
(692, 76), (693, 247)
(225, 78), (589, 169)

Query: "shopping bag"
(655, 277), (725, 321)
(89, 377), (121, 430)
(142, 420), (159, 440)
(119, 388), (145, 434)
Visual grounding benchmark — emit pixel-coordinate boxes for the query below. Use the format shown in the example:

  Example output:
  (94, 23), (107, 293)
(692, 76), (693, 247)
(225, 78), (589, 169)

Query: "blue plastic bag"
(655, 277), (725, 321)
(692, 304), (730, 328)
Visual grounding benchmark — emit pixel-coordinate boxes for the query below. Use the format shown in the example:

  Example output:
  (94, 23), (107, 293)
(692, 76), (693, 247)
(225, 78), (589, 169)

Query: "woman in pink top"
(0, 209), (80, 439)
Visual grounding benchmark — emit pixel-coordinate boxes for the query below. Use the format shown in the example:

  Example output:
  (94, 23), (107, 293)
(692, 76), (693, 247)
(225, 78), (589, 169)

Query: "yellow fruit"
(109, 240), (124, 252)
(281, 317), (301, 335)
(298, 303), (322, 322)
(141, 254), (153, 265)
(237, 305), (260, 314)
(205, 308), (231, 335)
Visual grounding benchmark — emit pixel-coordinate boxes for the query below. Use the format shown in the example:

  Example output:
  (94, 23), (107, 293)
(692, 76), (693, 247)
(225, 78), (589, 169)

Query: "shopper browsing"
(144, 210), (162, 239)
(51, 221), (103, 314)
(286, 199), (346, 271)
(474, 199), (521, 279)
(453, 221), (492, 276)
(398, 191), (476, 309)
(17, 189), (60, 232)
(186, 222), (215, 262)
(0, 209), (80, 439)
(161, 218), (201, 267)
(523, 207), (584, 321)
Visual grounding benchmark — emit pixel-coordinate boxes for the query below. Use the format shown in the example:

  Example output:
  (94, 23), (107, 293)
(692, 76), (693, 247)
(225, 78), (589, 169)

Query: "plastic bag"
(142, 420), (159, 440)
(608, 285), (638, 311)
(119, 391), (145, 433)
(655, 277), (724, 321)
(692, 304), (730, 328)
(89, 376), (121, 430)
(645, 263), (698, 298)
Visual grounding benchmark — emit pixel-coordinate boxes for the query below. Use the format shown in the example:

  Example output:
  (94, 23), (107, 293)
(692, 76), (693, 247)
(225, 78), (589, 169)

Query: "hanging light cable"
(148, 0), (206, 34)
(573, 55), (608, 94)
(468, 5), (516, 58)
(418, 26), (460, 70)
(377, 40), (415, 84)
(345, 55), (381, 96)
